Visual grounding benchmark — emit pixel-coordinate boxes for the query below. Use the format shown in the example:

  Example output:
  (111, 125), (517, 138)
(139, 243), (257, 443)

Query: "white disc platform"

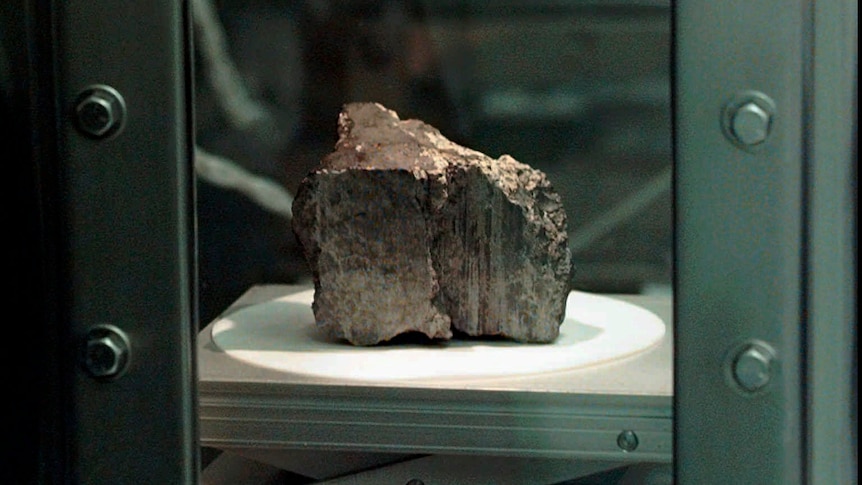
(211, 289), (666, 382)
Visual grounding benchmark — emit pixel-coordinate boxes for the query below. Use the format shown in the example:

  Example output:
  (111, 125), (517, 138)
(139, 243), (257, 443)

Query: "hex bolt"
(617, 430), (639, 452)
(83, 325), (130, 380)
(730, 102), (772, 146)
(732, 343), (773, 392)
(74, 85), (126, 138)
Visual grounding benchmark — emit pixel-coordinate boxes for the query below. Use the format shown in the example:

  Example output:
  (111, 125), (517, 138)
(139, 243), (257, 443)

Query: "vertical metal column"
(805, 1), (857, 483)
(53, 1), (198, 483)
(675, 1), (809, 482)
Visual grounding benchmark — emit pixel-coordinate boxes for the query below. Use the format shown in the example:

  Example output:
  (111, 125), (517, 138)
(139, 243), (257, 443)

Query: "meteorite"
(292, 102), (572, 345)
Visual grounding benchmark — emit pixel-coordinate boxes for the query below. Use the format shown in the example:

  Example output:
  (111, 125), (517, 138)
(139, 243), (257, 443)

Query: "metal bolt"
(617, 430), (639, 452)
(730, 102), (771, 146)
(405, 480), (425, 485)
(83, 325), (130, 380)
(74, 85), (125, 138)
(722, 92), (776, 149)
(732, 343), (773, 392)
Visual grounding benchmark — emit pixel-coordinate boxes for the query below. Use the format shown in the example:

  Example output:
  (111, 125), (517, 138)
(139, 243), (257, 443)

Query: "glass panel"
(195, 1), (672, 323)
(194, 2), (672, 482)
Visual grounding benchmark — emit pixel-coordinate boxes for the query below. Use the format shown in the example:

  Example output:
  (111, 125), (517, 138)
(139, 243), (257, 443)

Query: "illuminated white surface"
(211, 289), (665, 382)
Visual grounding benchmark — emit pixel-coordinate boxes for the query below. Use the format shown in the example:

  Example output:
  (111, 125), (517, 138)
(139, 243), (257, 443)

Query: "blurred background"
(193, 0), (672, 325)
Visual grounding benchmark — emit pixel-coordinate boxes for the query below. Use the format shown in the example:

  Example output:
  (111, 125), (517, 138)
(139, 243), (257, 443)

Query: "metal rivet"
(83, 324), (130, 380)
(617, 430), (639, 452)
(732, 343), (774, 392)
(74, 85), (126, 139)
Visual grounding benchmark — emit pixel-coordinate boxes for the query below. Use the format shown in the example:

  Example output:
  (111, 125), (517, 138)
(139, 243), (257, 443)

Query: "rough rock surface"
(292, 102), (572, 345)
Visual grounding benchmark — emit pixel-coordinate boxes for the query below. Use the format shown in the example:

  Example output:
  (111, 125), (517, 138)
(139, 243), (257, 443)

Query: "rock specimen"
(292, 102), (572, 345)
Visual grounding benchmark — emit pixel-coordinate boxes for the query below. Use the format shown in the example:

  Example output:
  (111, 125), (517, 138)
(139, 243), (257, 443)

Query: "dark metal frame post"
(675, 1), (807, 482)
(2, 1), (198, 483)
(55, 1), (198, 482)
(675, 0), (857, 482)
(804, 1), (857, 483)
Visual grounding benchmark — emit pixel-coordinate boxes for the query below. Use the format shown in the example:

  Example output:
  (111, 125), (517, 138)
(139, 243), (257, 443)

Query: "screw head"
(731, 102), (771, 146)
(83, 325), (130, 380)
(74, 85), (125, 138)
(722, 91), (776, 149)
(732, 343), (774, 392)
(617, 430), (639, 452)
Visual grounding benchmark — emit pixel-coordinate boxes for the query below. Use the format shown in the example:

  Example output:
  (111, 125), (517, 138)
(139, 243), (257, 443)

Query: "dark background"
(195, 0), (672, 325)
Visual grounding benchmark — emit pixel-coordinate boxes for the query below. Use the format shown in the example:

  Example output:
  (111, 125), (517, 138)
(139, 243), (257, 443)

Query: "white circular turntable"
(211, 289), (666, 382)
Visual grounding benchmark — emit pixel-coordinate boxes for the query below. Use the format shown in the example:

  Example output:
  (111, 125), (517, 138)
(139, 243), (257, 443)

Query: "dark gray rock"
(292, 103), (571, 345)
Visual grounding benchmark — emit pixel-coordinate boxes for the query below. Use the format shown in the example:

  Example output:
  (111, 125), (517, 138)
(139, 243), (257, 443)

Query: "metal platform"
(198, 285), (673, 483)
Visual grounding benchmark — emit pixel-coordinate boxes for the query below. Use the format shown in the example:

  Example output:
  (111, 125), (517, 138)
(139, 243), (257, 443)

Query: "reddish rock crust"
(292, 103), (572, 345)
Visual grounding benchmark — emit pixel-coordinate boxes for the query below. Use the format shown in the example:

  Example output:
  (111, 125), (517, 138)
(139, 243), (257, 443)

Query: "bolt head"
(733, 345), (773, 392)
(73, 86), (125, 138)
(731, 102), (771, 146)
(617, 430), (639, 452)
(85, 336), (124, 377)
(76, 95), (117, 136)
(83, 326), (130, 380)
